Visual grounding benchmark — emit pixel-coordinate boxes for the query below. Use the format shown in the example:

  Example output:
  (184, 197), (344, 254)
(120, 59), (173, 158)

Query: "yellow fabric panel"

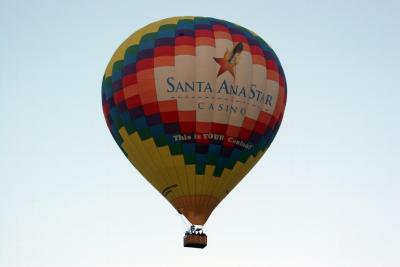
(216, 168), (233, 199)
(171, 155), (190, 197)
(120, 128), (167, 194)
(141, 138), (180, 200)
(203, 165), (223, 199)
(185, 164), (196, 196)
(120, 126), (265, 214)
(157, 145), (186, 199)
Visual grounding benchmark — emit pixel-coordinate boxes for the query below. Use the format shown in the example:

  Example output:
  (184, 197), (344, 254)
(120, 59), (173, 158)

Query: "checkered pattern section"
(102, 17), (287, 177)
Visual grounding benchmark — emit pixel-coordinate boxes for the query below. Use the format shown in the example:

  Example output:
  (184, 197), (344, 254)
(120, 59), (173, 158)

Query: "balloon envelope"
(102, 16), (287, 225)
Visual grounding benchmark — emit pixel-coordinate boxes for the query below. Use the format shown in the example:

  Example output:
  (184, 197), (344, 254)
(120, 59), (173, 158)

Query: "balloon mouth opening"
(172, 195), (220, 225)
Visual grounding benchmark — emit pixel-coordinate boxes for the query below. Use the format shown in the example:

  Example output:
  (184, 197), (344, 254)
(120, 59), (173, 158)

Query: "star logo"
(214, 42), (244, 78)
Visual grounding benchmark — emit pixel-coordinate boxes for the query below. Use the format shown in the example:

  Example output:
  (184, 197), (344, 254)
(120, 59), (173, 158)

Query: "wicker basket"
(183, 234), (207, 248)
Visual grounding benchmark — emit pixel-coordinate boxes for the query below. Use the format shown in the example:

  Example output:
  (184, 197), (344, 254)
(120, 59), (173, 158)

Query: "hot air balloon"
(101, 16), (287, 248)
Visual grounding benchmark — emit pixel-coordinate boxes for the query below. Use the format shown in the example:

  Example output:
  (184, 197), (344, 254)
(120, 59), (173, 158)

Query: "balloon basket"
(183, 226), (207, 248)
(183, 234), (207, 248)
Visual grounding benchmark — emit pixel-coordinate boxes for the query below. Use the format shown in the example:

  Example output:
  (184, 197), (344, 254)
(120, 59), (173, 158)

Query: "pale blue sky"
(1, 0), (399, 266)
